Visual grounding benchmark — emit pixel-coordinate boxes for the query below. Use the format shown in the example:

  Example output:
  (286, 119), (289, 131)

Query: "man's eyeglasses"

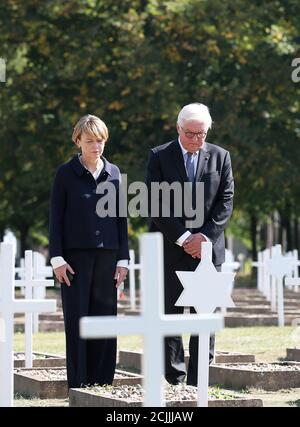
(180, 126), (207, 139)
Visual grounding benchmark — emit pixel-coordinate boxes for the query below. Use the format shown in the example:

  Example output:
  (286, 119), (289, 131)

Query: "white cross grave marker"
(290, 250), (300, 293)
(252, 251), (264, 292)
(15, 251), (55, 367)
(175, 241), (235, 406)
(117, 249), (140, 307)
(220, 250), (239, 314)
(268, 244), (294, 327)
(32, 251), (54, 333)
(128, 249), (141, 310)
(222, 249), (240, 274)
(263, 248), (272, 300)
(0, 243), (56, 407)
(80, 233), (223, 407)
(3, 230), (18, 258)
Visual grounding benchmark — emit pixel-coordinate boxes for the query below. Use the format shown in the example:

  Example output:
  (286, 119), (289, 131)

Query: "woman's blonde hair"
(72, 114), (109, 143)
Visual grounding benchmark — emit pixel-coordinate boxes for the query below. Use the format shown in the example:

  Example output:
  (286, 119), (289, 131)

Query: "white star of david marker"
(175, 242), (235, 313)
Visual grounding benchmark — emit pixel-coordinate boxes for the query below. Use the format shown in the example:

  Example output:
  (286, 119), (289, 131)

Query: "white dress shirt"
(175, 138), (210, 247)
(51, 154), (128, 270)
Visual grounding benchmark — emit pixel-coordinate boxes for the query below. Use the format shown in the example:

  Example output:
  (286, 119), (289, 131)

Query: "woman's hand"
(54, 263), (75, 287)
(114, 266), (128, 288)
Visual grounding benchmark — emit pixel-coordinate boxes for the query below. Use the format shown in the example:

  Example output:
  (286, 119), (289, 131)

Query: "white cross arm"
(13, 299), (56, 313)
(0, 299), (56, 314)
(80, 314), (223, 339)
(223, 262), (240, 268)
(285, 278), (300, 287)
(15, 279), (54, 288)
(160, 314), (223, 335)
(35, 267), (53, 278)
(80, 316), (144, 338)
(252, 262), (262, 267)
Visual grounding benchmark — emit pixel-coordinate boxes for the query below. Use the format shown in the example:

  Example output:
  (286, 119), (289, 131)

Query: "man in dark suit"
(146, 103), (234, 386)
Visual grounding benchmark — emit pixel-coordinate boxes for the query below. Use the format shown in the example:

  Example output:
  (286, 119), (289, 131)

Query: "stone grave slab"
(224, 314), (300, 327)
(232, 289), (262, 295)
(233, 298), (269, 305)
(117, 305), (131, 315)
(38, 320), (65, 333)
(14, 367), (68, 399)
(14, 352), (65, 368)
(14, 368), (142, 399)
(214, 351), (256, 364)
(227, 306), (273, 314)
(235, 300), (271, 307)
(209, 362), (300, 391)
(284, 314), (300, 325)
(14, 320), (65, 333)
(118, 350), (255, 372)
(123, 309), (141, 316)
(224, 314), (278, 327)
(39, 312), (64, 321)
(286, 348), (300, 362)
(69, 384), (263, 407)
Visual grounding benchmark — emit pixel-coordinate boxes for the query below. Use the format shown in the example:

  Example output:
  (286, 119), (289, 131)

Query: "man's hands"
(54, 263), (75, 287)
(183, 233), (207, 258)
(114, 266), (128, 288)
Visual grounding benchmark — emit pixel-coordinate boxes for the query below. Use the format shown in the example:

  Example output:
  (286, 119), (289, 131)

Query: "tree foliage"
(0, 0), (299, 254)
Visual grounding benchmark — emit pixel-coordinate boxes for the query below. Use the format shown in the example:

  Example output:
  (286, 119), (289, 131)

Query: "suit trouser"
(164, 253), (221, 386)
(61, 248), (118, 389)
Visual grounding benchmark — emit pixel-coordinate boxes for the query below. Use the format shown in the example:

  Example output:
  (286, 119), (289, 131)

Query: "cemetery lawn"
(14, 327), (300, 407)
(14, 326), (299, 362)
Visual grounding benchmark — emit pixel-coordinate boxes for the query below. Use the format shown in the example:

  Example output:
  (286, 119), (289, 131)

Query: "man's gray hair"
(177, 103), (212, 129)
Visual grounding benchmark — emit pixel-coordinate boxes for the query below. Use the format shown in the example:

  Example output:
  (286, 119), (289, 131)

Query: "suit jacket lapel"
(195, 142), (210, 182)
(172, 140), (188, 181)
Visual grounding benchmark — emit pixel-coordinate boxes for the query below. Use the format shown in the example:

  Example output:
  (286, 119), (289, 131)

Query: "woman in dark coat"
(49, 114), (129, 388)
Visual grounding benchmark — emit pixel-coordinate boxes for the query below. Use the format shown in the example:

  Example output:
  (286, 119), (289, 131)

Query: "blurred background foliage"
(0, 0), (299, 259)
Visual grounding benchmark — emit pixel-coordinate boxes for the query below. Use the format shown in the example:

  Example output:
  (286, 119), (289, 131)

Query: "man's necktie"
(186, 152), (194, 182)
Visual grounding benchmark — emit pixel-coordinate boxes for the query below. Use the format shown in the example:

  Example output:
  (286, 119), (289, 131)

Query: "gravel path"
(15, 369), (137, 381)
(14, 353), (47, 361)
(86, 384), (240, 402)
(219, 363), (300, 371)
(16, 369), (67, 380)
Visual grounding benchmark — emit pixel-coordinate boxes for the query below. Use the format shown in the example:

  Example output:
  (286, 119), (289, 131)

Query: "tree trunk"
(294, 216), (299, 252)
(250, 214), (258, 261)
(278, 213), (284, 248)
(280, 207), (293, 253)
(266, 216), (274, 248)
(286, 214), (292, 252)
(273, 211), (280, 245)
(19, 226), (29, 256)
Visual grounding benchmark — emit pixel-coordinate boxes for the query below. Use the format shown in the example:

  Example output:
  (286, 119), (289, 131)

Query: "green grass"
(215, 326), (300, 362)
(14, 395), (69, 407)
(14, 331), (66, 355)
(14, 326), (300, 362)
